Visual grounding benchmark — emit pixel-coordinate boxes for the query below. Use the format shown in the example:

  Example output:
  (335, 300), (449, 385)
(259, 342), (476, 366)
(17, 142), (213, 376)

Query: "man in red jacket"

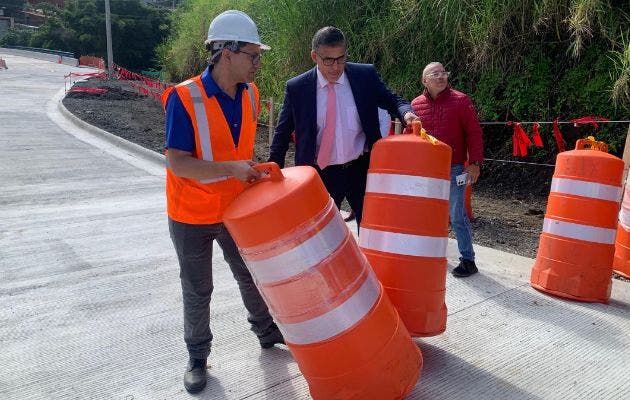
(411, 62), (484, 277)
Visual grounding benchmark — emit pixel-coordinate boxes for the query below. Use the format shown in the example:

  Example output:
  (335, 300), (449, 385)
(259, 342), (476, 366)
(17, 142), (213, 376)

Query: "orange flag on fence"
(509, 121), (532, 157)
(531, 122), (543, 147)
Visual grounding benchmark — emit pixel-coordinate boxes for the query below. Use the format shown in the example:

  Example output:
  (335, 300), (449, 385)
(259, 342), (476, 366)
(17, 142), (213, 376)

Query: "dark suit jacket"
(268, 63), (413, 168)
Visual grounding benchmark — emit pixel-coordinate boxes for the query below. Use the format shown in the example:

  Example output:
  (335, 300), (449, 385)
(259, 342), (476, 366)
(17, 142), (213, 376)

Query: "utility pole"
(105, 0), (114, 79)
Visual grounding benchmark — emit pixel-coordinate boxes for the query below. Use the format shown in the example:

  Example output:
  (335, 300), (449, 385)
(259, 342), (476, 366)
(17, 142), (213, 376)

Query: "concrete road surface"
(1, 51), (629, 400)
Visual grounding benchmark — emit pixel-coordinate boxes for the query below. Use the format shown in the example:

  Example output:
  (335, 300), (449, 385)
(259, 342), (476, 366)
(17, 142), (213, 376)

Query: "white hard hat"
(206, 10), (270, 50)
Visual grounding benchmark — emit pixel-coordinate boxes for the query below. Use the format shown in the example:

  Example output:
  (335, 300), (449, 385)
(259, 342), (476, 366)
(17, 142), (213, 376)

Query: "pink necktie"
(317, 82), (336, 169)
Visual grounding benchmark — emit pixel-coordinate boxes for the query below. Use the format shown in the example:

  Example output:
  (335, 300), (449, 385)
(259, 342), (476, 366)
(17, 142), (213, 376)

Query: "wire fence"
(62, 66), (629, 171)
(259, 98), (629, 168)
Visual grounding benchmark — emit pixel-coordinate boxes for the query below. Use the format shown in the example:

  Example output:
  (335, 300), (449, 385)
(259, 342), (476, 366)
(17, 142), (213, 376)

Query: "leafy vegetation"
(3, 0), (627, 157)
(160, 0), (629, 157)
(0, 0), (171, 70)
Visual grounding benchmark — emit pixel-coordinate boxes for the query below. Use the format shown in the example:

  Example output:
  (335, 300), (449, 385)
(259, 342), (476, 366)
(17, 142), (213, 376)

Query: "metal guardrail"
(3, 45), (74, 58)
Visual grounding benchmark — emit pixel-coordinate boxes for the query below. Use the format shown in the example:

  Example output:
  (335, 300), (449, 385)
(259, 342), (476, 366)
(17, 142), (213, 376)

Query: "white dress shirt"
(315, 68), (365, 165)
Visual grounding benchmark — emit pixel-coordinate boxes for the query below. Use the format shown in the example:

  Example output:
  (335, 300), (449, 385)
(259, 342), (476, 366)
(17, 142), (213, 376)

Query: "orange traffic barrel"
(359, 122), (452, 336)
(613, 171), (630, 278)
(223, 163), (422, 400)
(531, 138), (624, 303)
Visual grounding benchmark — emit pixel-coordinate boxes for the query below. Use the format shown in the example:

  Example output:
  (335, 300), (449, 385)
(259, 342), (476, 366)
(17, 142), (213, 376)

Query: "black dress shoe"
(258, 323), (285, 349)
(184, 358), (207, 393)
(452, 259), (478, 277)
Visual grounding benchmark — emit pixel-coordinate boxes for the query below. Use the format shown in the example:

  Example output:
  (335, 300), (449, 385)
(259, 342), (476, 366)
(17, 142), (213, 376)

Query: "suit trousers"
(317, 152), (370, 226)
(168, 218), (274, 360)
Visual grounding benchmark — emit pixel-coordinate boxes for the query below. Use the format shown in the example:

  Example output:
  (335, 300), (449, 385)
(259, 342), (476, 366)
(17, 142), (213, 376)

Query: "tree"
(24, 0), (171, 70)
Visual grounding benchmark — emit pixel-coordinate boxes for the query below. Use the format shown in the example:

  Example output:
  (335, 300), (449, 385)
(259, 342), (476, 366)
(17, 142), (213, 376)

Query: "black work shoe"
(452, 259), (478, 277)
(184, 358), (207, 393)
(258, 323), (285, 349)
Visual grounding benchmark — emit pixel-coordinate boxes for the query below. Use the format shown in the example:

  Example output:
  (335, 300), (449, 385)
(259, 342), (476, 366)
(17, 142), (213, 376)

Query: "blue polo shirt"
(165, 66), (246, 151)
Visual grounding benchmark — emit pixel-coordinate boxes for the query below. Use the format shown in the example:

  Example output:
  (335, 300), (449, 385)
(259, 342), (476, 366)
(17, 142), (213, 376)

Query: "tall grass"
(159, 0), (629, 153)
(610, 37), (630, 106)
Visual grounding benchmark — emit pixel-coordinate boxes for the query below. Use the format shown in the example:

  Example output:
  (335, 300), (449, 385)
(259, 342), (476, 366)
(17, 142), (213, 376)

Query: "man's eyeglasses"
(237, 50), (262, 66)
(426, 71), (450, 79)
(317, 53), (348, 66)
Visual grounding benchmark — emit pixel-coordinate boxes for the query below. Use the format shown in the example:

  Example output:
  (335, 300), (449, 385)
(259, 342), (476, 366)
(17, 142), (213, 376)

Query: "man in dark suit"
(268, 26), (418, 226)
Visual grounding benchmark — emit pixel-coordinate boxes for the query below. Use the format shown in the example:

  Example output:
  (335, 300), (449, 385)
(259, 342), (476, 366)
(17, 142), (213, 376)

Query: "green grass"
(159, 0), (630, 155)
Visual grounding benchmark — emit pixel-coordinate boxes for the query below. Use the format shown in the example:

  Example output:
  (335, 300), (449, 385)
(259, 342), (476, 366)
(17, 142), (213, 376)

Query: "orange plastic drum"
(359, 127), (452, 336)
(613, 171), (630, 278)
(223, 163), (422, 400)
(531, 138), (624, 303)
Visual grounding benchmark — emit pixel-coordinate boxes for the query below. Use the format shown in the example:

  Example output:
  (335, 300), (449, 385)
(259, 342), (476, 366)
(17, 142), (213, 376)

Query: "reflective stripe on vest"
(366, 173), (450, 200)
(242, 212), (348, 284)
(185, 80), (213, 161)
(277, 272), (380, 345)
(551, 177), (622, 202)
(184, 80), (230, 184)
(359, 227), (448, 258)
(245, 83), (257, 121)
(543, 218), (616, 244)
(182, 81), (258, 184)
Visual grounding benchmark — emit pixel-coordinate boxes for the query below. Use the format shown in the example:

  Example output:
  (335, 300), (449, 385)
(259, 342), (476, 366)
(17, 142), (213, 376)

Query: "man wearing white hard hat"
(162, 10), (283, 394)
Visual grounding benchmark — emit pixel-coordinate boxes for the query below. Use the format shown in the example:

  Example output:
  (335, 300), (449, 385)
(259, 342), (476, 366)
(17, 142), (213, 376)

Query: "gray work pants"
(168, 218), (274, 360)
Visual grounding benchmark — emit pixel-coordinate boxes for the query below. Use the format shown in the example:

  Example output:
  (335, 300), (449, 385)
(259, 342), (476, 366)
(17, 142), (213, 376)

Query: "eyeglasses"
(426, 71), (450, 79)
(237, 49), (262, 66)
(316, 52), (348, 66)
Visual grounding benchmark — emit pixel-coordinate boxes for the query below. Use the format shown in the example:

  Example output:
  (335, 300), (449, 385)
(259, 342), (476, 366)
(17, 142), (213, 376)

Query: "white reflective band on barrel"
(278, 272), (380, 345)
(185, 81), (213, 161)
(366, 173), (450, 200)
(359, 227), (448, 258)
(244, 213), (348, 284)
(620, 207), (630, 231)
(551, 178), (621, 202)
(543, 218), (616, 244)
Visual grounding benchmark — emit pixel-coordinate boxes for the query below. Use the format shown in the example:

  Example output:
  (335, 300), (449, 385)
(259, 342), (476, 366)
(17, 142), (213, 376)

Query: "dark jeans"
(317, 152), (370, 226)
(168, 218), (274, 360)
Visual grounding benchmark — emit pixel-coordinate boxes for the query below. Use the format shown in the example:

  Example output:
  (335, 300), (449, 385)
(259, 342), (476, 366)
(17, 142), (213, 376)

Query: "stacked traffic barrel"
(223, 163), (422, 400)
(531, 138), (624, 303)
(360, 122), (452, 336)
(613, 170), (630, 278)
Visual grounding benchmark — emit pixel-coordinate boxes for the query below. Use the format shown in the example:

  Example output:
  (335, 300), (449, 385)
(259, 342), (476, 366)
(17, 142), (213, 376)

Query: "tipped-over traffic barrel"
(223, 163), (422, 400)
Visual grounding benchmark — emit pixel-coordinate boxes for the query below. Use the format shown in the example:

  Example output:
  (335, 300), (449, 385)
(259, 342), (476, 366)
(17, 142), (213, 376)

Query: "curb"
(57, 91), (166, 168)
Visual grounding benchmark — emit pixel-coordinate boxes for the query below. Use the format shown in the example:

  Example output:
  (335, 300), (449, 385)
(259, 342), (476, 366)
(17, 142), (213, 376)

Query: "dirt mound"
(63, 78), (166, 154)
(66, 85), (144, 101)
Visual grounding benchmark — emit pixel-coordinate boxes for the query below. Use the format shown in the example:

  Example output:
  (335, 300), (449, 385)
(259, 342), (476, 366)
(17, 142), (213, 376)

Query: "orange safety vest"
(162, 75), (259, 224)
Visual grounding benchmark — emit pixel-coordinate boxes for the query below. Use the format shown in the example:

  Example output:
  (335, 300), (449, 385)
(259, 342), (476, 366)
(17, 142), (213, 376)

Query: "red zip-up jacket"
(411, 87), (484, 165)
